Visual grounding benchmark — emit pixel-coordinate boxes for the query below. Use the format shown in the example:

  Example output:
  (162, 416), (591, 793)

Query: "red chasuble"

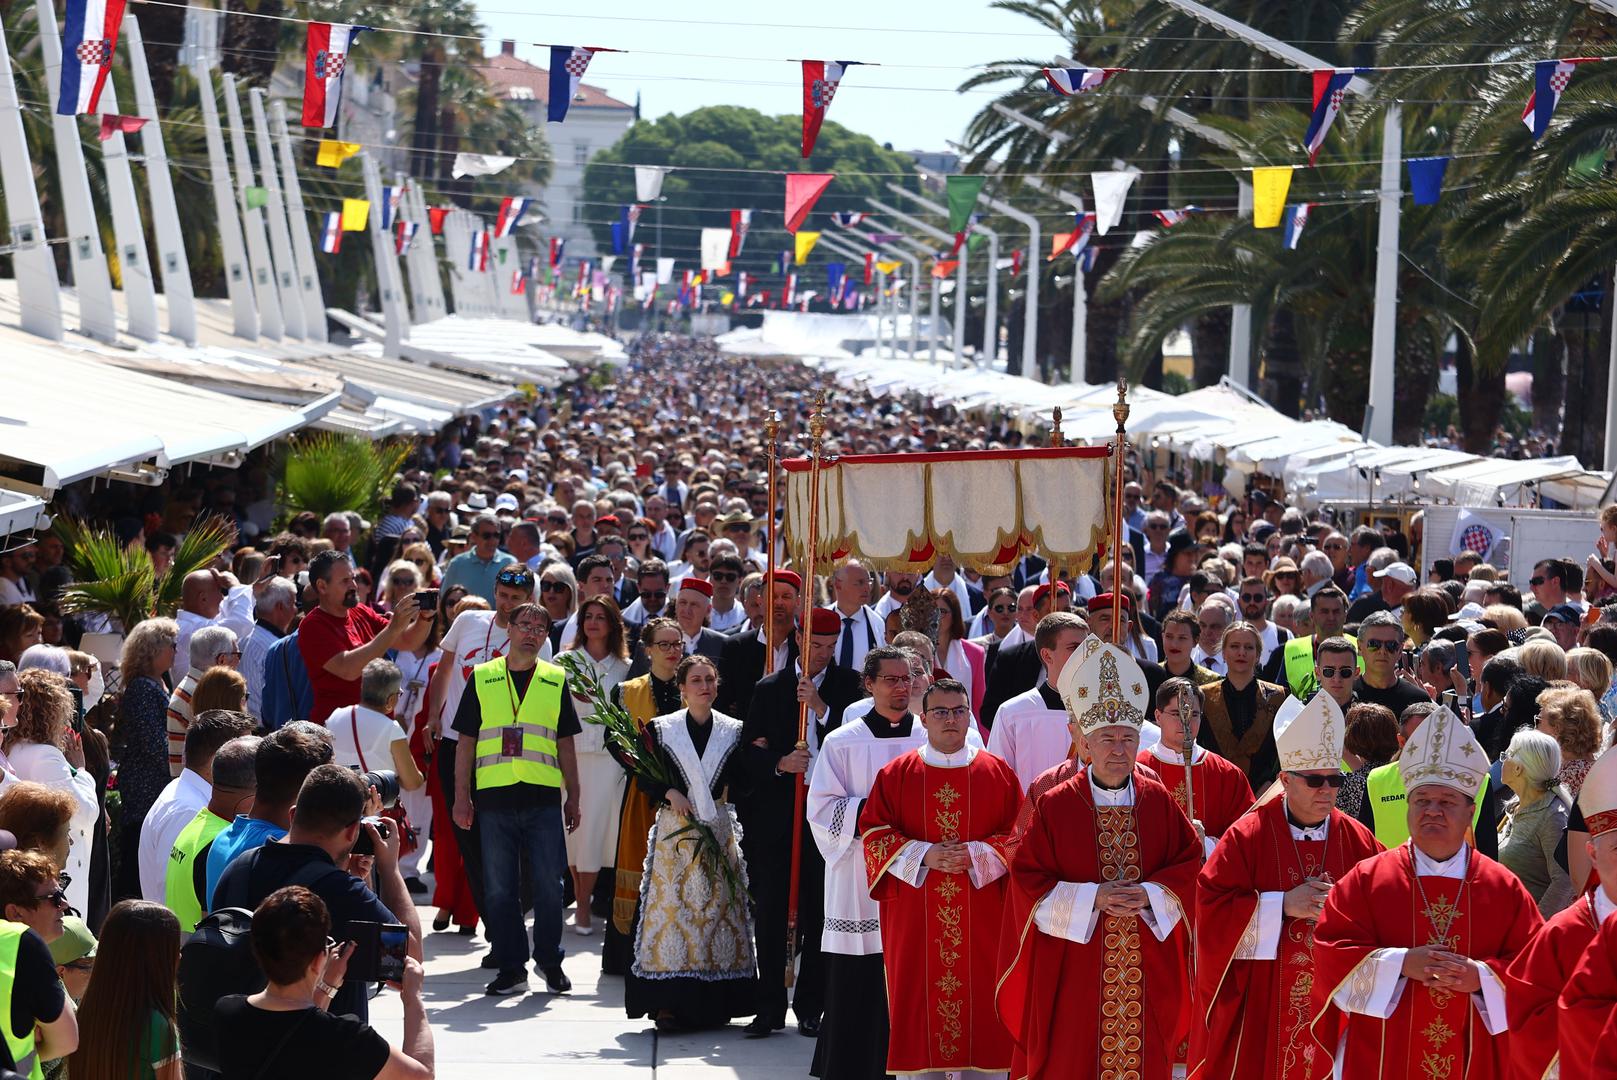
(1311, 844), (1543, 1080)
(1503, 893), (1601, 1080)
(996, 767), (1201, 1080)
(1138, 745), (1256, 841)
(1193, 798), (1382, 1080)
(1557, 904), (1617, 1080)
(860, 748), (1023, 1075)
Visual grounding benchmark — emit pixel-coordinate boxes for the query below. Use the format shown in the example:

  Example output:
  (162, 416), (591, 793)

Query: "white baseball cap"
(1372, 562), (1417, 586)
(493, 493), (520, 515)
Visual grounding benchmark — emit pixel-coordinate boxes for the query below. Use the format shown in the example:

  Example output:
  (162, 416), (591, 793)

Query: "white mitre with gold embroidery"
(1056, 640), (1148, 736)
(1397, 705), (1487, 800)
(1577, 747), (1617, 839)
(1273, 692), (1344, 772)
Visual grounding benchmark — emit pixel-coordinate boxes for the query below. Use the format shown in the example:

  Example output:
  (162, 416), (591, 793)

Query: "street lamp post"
(869, 197), (967, 368)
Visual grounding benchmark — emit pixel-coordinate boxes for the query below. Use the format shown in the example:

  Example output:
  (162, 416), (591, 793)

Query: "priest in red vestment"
(1194, 691), (1382, 1080)
(1312, 706), (1543, 1079)
(1544, 748), (1617, 1080)
(860, 677), (1023, 1078)
(1139, 675), (1255, 857)
(997, 642), (1202, 1080)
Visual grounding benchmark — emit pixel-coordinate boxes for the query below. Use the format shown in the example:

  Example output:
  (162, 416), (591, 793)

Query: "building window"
(574, 143), (590, 165)
(573, 203), (582, 222)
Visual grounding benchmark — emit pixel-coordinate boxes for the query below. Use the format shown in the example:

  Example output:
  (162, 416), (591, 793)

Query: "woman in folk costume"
(603, 615), (684, 975)
(626, 653), (758, 1031)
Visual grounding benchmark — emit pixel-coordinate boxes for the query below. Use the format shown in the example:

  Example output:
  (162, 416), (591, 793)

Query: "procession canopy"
(781, 445), (1113, 574)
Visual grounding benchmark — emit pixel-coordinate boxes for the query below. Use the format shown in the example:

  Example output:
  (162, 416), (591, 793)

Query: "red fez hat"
(1032, 581), (1071, 606)
(809, 607), (842, 635)
(1087, 591), (1131, 614)
(770, 570), (803, 592)
(680, 577), (714, 598)
(596, 513), (620, 527)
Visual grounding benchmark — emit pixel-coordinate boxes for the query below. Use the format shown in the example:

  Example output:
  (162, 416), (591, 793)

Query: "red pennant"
(863, 251), (875, 285)
(784, 173), (834, 234)
(947, 230), (967, 258)
(427, 206), (449, 234)
(933, 259), (959, 279)
(97, 114), (147, 141)
(1011, 249), (1024, 277)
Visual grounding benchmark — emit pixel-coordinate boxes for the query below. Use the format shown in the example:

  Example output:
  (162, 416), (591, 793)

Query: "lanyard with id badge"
(503, 671), (527, 757)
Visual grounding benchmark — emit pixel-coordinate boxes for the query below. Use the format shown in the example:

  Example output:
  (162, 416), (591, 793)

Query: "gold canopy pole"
(1112, 378), (1130, 645)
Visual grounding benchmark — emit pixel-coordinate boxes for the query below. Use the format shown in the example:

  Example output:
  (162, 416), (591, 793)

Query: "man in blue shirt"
(440, 512), (516, 603)
(258, 629), (314, 730)
(204, 724), (332, 907)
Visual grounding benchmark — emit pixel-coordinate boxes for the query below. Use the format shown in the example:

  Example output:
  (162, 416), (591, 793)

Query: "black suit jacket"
(739, 663), (865, 849)
(718, 631), (798, 718)
(1011, 555), (1048, 592)
(981, 639), (1041, 729)
(626, 627), (729, 678)
(964, 581), (986, 616)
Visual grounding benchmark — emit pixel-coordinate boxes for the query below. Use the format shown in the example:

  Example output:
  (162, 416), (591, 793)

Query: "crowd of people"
(0, 334), (1615, 1078)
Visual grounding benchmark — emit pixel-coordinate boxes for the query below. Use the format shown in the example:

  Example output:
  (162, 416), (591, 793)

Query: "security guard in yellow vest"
(1270, 586), (1357, 698)
(166, 734), (258, 934)
(0, 851), (82, 1080)
(452, 602), (582, 999)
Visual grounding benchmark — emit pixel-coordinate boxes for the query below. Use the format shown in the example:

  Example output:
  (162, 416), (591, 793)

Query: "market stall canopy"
(1421, 455), (1588, 505)
(783, 446), (1112, 572)
(1225, 421), (1369, 474)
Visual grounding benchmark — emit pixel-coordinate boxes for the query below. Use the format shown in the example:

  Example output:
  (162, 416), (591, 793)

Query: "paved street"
(367, 890), (815, 1078)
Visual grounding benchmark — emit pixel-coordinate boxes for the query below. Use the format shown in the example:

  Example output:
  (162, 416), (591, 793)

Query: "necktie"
(840, 616), (855, 669)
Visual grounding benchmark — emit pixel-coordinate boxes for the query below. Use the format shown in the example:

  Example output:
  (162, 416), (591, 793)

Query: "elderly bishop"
(996, 643), (1201, 1080)
(1312, 706), (1542, 1079)
(1192, 691), (1382, 1080)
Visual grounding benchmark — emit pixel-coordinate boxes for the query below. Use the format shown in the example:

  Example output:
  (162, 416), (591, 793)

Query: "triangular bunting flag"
(427, 206), (449, 234)
(1091, 170), (1137, 235)
(1252, 166), (1294, 229)
(802, 60), (859, 157)
(1407, 157), (1450, 205)
(316, 139), (361, 168)
(244, 187), (268, 210)
(1043, 66), (1123, 97)
(794, 231), (821, 265)
(451, 153), (515, 178)
(702, 227), (733, 271)
(785, 173), (835, 233)
(635, 166), (668, 201)
(339, 198), (370, 231)
(946, 175), (986, 233)
(97, 114), (147, 141)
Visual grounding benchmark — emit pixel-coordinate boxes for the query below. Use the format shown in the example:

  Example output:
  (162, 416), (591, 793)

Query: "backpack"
(177, 856), (344, 1071)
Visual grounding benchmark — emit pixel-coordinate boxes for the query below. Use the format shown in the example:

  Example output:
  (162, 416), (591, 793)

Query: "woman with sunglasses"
(625, 520), (655, 566)
(377, 560), (420, 613)
(399, 543), (440, 589)
(538, 565), (578, 653)
(558, 598), (631, 936)
(7, 670), (97, 920)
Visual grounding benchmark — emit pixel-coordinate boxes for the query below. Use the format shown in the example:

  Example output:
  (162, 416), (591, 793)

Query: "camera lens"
(361, 770), (401, 809)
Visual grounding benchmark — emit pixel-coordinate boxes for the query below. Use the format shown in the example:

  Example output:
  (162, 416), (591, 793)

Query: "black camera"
(352, 767), (401, 808)
(351, 814), (393, 856)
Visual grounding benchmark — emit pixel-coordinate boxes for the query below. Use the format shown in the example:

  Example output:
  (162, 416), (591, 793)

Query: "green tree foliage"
(580, 106), (921, 274)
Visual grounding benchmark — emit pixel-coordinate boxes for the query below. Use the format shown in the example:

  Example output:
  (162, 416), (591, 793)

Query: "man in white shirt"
(922, 554), (974, 618)
(1190, 597), (1232, 677)
(873, 570), (920, 623)
(706, 554), (747, 633)
(1235, 574), (1289, 666)
(171, 568), (258, 688)
(987, 612), (1089, 791)
(138, 708), (254, 901)
(0, 544), (35, 607)
(557, 554), (617, 651)
(830, 560), (885, 673)
(643, 494), (679, 560)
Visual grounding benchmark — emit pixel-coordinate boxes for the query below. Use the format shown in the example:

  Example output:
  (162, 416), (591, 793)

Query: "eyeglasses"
(1318, 665), (1355, 679)
(1288, 772), (1347, 789)
(539, 580), (571, 593)
(509, 620), (547, 635)
(475, 531), (500, 541)
(926, 706), (971, 721)
(1361, 638), (1400, 652)
(496, 569), (534, 588)
(650, 640), (683, 651)
(872, 674), (909, 687)
(710, 571), (739, 583)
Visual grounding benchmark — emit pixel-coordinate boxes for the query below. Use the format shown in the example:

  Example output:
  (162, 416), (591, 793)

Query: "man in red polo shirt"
(299, 549), (422, 722)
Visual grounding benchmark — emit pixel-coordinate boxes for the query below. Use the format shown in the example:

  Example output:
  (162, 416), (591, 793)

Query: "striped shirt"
(165, 671), (199, 777)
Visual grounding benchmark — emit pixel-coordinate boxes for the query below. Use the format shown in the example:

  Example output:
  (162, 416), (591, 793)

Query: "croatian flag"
(319, 211), (342, 254)
(302, 23), (366, 129)
(1281, 203), (1314, 250)
(1303, 68), (1364, 164)
(1011, 248), (1023, 277)
(511, 270), (526, 295)
(737, 271), (749, 299)
(1079, 247), (1097, 273)
(785, 272), (797, 306)
(1043, 66), (1122, 97)
(468, 229), (490, 271)
(863, 251), (875, 285)
(379, 186), (402, 230)
(59, 0), (127, 115)
(395, 220), (418, 255)
(629, 242), (643, 281)
(777, 250), (791, 275)
(1522, 58), (1598, 142)
(549, 236), (565, 269)
(495, 196), (534, 238)
(802, 60), (859, 157)
(831, 212), (868, 227)
(549, 46), (599, 122)
(729, 209), (751, 258)
(1152, 206), (1199, 227)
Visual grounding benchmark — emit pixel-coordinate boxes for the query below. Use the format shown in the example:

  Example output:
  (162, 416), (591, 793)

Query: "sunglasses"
(628, 533), (649, 541)
(496, 569), (534, 588)
(475, 531), (500, 541)
(1529, 576), (1546, 586)
(539, 580), (571, 593)
(990, 604), (1014, 614)
(1288, 772), (1347, 789)
(390, 576), (415, 587)
(1361, 638), (1400, 652)
(1318, 665), (1355, 679)
(710, 571), (739, 583)
(1146, 524), (1168, 532)
(32, 886), (69, 909)
(641, 589), (668, 601)
(1239, 593), (1267, 604)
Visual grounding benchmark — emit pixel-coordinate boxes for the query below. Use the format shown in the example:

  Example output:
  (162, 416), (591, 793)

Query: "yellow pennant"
(794, 231), (821, 265)
(721, 291), (735, 306)
(877, 259), (901, 275)
(340, 198), (370, 231)
(1252, 166), (1295, 229)
(316, 139), (361, 168)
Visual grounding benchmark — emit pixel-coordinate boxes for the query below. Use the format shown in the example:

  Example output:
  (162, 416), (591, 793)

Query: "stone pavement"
(366, 895), (816, 1079)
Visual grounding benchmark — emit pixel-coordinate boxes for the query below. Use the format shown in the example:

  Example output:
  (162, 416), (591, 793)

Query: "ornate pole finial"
(808, 390), (828, 443)
(1050, 406), (1064, 448)
(764, 408), (780, 443)
(1113, 376), (1131, 433)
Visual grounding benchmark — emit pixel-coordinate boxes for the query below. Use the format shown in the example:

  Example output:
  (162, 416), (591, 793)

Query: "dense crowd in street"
(0, 334), (1616, 1079)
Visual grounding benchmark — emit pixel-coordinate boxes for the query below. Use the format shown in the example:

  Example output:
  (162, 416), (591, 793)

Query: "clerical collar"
(1596, 886), (1617, 924)
(1410, 842), (1470, 879)
(1037, 683), (1064, 711)
(919, 742), (977, 768)
(1088, 772), (1135, 806)
(863, 711), (914, 739)
(1282, 799), (1330, 839)
(1149, 742), (1204, 766)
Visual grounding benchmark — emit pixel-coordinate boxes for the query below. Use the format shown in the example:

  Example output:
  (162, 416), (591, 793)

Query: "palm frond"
(152, 514), (239, 618)
(277, 434), (412, 523)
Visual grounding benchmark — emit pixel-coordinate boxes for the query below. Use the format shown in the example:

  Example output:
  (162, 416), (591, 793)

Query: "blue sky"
(474, 1), (1068, 154)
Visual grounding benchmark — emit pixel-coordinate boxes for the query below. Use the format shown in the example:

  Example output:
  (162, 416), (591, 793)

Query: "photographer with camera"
(211, 765), (421, 1024)
(215, 886), (431, 1080)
